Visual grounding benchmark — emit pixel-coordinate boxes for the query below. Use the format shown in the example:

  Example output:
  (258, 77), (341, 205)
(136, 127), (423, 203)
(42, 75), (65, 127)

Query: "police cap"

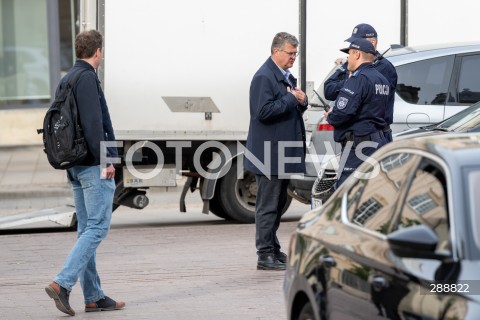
(340, 38), (376, 55)
(345, 23), (377, 42)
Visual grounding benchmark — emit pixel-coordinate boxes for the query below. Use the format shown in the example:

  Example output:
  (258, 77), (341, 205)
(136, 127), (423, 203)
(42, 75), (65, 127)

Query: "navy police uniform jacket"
(244, 57), (307, 176)
(327, 62), (389, 143)
(324, 61), (349, 101)
(56, 60), (117, 166)
(373, 54), (397, 126)
(324, 51), (397, 127)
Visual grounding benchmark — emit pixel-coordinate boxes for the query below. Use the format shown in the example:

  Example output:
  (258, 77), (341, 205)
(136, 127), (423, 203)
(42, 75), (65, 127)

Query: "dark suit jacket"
(244, 57), (307, 176)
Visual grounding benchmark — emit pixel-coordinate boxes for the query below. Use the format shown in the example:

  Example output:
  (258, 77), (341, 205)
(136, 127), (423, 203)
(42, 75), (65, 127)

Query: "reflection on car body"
(284, 132), (480, 320)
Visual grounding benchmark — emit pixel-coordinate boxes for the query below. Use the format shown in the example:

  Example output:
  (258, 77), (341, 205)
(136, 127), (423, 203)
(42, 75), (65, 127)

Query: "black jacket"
(56, 60), (117, 166)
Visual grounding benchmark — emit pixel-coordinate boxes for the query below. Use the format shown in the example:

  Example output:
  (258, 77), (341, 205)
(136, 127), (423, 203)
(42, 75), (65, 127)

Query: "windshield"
(437, 102), (480, 131)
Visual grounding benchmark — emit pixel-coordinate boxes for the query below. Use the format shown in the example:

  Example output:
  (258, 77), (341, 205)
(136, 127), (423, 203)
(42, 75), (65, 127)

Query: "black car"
(311, 101), (480, 207)
(284, 133), (480, 320)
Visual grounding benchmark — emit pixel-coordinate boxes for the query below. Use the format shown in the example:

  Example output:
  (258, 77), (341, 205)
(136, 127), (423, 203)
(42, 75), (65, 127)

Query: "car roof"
(381, 132), (480, 163)
(384, 42), (480, 65)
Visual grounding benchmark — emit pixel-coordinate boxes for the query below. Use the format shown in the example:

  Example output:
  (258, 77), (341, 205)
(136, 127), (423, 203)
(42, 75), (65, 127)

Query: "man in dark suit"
(245, 32), (308, 270)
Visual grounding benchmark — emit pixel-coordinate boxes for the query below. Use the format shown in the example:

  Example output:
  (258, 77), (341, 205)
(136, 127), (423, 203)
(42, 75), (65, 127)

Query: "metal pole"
(47, 0), (61, 102)
(400, 0), (408, 46)
(97, 0), (106, 88)
(299, 0), (306, 90)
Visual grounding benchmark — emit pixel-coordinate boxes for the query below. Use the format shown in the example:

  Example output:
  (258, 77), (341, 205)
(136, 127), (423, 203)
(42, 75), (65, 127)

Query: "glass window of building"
(0, 0), (79, 109)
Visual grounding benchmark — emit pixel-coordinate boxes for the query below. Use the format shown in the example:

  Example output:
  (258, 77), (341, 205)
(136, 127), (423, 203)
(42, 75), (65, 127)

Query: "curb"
(0, 185), (72, 200)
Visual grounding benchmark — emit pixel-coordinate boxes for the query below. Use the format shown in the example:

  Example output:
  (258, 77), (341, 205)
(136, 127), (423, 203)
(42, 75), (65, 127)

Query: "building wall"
(0, 110), (44, 146)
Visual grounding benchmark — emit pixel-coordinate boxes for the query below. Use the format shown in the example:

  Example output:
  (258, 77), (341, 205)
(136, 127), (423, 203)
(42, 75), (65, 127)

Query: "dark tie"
(284, 72), (293, 87)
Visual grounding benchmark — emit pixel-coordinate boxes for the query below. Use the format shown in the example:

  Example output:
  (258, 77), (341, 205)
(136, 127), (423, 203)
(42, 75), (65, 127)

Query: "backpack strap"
(67, 68), (89, 88)
(37, 68), (90, 136)
(67, 69), (90, 140)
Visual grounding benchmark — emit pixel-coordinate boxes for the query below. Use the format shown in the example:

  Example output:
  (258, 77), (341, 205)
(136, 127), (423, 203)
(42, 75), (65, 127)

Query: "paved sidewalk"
(0, 145), (69, 191)
(0, 146), (72, 215)
(0, 146), (189, 215)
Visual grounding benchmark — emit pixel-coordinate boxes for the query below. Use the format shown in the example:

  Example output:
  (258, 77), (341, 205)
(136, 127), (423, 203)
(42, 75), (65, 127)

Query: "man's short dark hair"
(271, 32), (298, 54)
(75, 30), (103, 59)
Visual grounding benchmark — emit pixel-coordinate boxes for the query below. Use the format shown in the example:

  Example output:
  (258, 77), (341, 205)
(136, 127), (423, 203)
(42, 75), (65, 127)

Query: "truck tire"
(218, 161), (292, 223)
(208, 178), (232, 220)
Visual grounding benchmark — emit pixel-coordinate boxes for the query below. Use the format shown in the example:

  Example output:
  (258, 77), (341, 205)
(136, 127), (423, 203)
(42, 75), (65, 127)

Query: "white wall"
(306, 0), (400, 88)
(408, 0), (480, 45)
(305, 0), (480, 91)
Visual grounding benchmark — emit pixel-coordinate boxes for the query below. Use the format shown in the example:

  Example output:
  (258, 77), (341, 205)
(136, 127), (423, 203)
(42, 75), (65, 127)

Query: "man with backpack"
(44, 29), (124, 316)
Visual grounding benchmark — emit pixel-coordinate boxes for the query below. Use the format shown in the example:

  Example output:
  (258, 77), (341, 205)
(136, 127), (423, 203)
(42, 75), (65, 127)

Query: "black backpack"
(37, 69), (88, 169)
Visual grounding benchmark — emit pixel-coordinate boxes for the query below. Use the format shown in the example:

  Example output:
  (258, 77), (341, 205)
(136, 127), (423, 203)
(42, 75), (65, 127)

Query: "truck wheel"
(208, 179), (232, 220)
(218, 161), (292, 223)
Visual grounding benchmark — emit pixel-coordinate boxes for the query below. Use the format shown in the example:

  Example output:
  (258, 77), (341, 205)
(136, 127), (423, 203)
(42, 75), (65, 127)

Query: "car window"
(346, 153), (421, 235)
(466, 168), (480, 251)
(396, 55), (454, 105)
(392, 162), (450, 253)
(457, 54), (480, 104)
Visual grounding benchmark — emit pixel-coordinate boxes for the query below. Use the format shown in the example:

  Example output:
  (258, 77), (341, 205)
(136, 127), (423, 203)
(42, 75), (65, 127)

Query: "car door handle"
(319, 255), (336, 267)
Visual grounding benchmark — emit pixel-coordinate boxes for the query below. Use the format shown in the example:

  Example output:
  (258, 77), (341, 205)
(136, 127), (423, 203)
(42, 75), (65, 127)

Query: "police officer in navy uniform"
(325, 23), (397, 142)
(324, 38), (389, 187)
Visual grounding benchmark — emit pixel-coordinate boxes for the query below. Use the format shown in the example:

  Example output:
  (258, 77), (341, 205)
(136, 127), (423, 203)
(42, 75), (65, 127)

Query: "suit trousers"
(255, 175), (289, 255)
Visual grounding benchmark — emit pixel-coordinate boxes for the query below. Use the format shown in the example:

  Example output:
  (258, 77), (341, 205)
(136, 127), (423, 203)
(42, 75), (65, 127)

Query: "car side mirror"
(387, 225), (449, 260)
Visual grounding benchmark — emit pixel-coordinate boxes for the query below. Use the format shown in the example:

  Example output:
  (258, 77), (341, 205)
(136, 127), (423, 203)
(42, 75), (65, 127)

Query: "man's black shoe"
(257, 253), (286, 270)
(275, 251), (287, 263)
(45, 282), (75, 316)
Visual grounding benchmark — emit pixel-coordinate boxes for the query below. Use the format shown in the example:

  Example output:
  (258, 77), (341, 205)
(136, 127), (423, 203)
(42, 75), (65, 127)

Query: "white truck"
(80, 0), (479, 223)
(2, 0), (478, 229)
(81, 0), (315, 223)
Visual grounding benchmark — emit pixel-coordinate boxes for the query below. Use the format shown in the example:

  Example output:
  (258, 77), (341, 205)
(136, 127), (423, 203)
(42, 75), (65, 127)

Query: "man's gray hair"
(271, 32), (299, 54)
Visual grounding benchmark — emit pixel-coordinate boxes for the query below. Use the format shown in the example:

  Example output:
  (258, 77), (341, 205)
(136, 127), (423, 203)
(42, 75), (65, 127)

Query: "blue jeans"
(54, 165), (115, 304)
